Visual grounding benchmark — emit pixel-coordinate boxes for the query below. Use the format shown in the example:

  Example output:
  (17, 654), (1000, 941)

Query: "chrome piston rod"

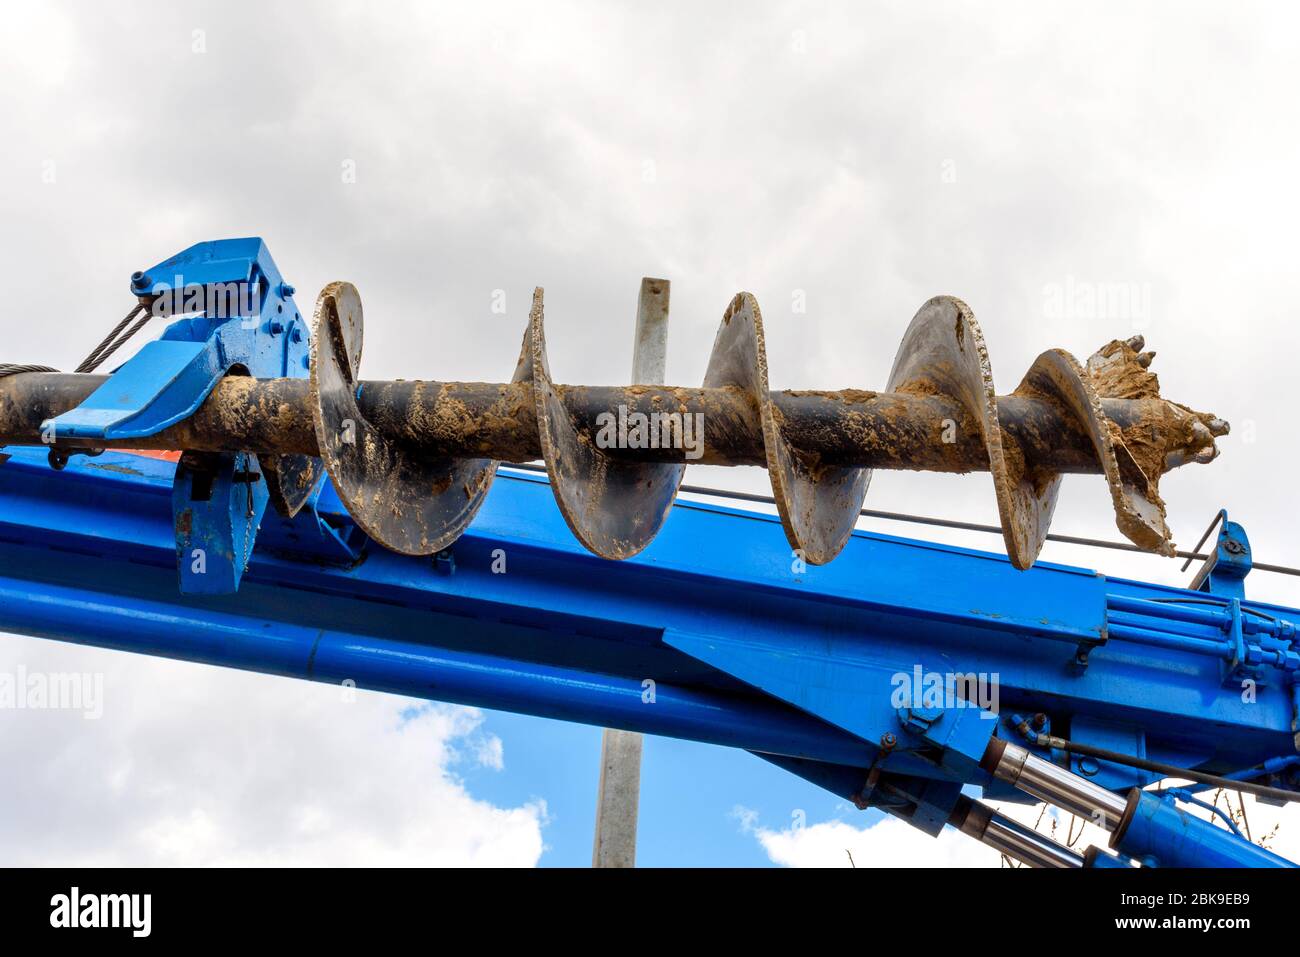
(981, 738), (1128, 831)
(948, 794), (1084, 868)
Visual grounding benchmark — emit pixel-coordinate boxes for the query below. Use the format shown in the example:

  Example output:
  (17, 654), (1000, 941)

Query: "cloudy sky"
(1, 1), (1297, 866)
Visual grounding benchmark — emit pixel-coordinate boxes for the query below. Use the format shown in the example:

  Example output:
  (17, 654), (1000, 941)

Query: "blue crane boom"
(0, 238), (1294, 867)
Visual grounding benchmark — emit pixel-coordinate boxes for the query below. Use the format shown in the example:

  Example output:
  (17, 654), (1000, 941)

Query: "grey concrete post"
(591, 277), (669, 868)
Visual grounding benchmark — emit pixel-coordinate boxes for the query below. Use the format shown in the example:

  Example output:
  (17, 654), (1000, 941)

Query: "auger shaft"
(0, 371), (1202, 477)
(0, 282), (1229, 570)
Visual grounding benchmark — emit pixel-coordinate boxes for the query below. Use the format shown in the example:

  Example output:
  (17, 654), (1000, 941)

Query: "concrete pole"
(629, 278), (670, 386)
(591, 278), (669, 869)
(592, 728), (644, 868)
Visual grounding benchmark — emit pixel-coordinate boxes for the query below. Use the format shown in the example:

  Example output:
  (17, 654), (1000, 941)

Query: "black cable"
(504, 462), (1300, 578)
(1147, 597), (1283, 625)
(81, 312), (151, 372)
(75, 303), (148, 373)
(1032, 734), (1300, 804)
(1181, 510), (1226, 573)
(1, 303), (151, 381)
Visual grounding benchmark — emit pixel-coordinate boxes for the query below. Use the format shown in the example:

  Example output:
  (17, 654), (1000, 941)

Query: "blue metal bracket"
(1063, 715), (1161, 792)
(662, 628), (1000, 784)
(47, 339), (226, 441)
(42, 238), (316, 595)
(46, 238), (306, 441)
(174, 450), (269, 594)
(1189, 510), (1252, 599)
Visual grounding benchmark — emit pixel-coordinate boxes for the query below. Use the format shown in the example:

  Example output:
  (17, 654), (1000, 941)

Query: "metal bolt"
(880, 732), (897, 750)
(268, 319), (285, 335)
(1225, 539), (1246, 555)
(1031, 712), (1047, 730)
(280, 282), (296, 298)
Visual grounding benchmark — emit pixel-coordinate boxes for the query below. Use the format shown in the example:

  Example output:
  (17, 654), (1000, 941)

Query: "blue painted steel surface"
(49, 238), (306, 441)
(0, 444), (1295, 865)
(173, 449), (269, 594)
(43, 239), (314, 596)
(47, 339), (222, 440)
(1115, 790), (1297, 867)
(1059, 715), (1158, 792)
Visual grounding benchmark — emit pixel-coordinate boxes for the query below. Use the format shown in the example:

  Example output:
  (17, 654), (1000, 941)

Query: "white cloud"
(0, 635), (545, 866)
(761, 816), (996, 869)
(472, 734), (506, 772)
(740, 793), (1300, 868)
(736, 803), (999, 868)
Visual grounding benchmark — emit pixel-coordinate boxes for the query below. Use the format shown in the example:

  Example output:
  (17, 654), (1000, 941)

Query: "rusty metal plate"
(702, 293), (870, 566)
(310, 281), (497, 555)
(264, 290), (366, 517)
(530, 288), (685, 560)
(261, 453), (325, 518)
(886, 296), (1040, 568)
